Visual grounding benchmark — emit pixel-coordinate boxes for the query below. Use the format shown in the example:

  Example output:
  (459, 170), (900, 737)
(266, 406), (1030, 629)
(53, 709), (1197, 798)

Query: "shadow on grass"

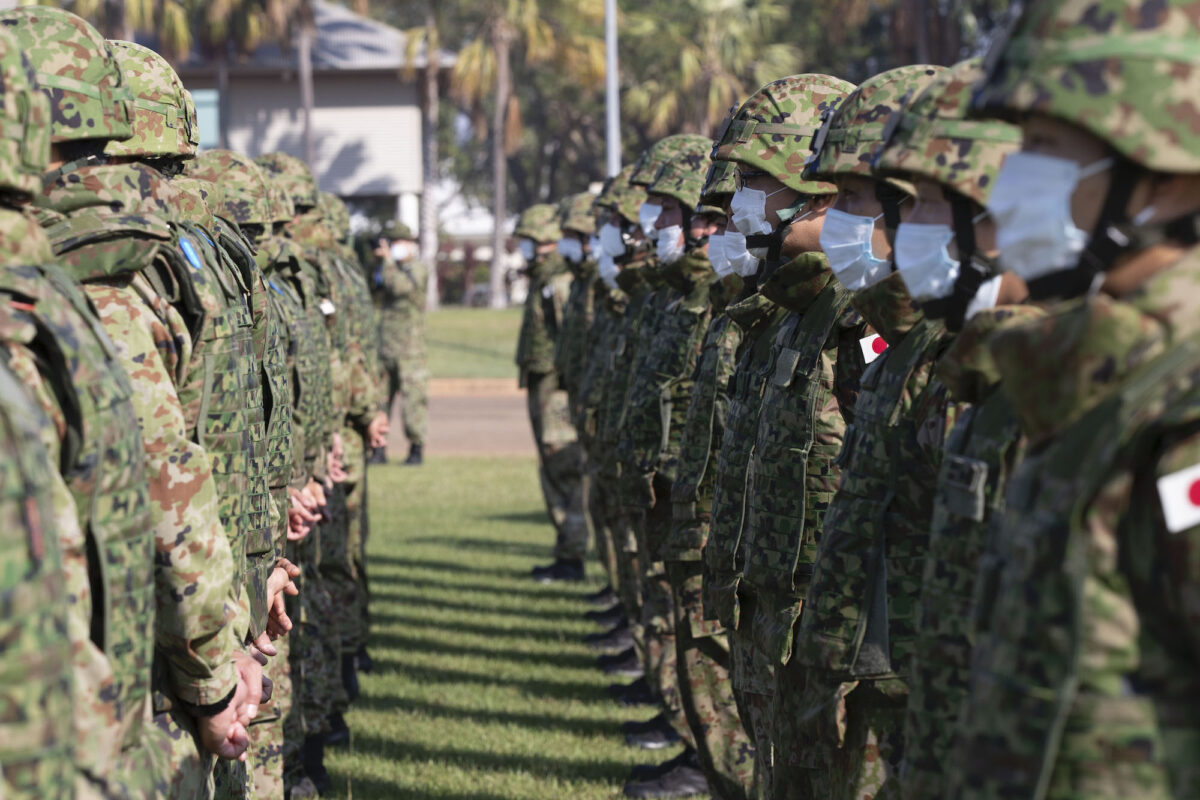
(371, 610), (595, 642)
(479, 511), (556, 527)
(369, 658), (606, 702)
(369, 589), (588, 619)
(369, 630), (598, 670)
(354, 693), (622, 738)
(406, 533), (552, 557)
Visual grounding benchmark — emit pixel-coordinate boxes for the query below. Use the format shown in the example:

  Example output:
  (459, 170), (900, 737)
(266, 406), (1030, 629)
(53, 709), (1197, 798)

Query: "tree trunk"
(106, 0), (131, 40)
(487, 20), (513, 309)
(298, 3), (317, 168)
(421, 1), (441, 310)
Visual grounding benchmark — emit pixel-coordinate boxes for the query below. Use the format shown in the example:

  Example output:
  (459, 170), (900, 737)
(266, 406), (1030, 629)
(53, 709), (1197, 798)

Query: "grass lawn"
(326, 455), (687, 799)
(426, 307), (523, 380)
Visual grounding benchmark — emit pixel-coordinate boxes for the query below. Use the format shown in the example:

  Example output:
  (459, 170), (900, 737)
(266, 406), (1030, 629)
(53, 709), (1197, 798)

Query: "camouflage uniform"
(700, 74), (852, 792)
(9, 8), (244, 796)
(947, 4), (1200, 798)
(376, 228), (429, 449)
(0, 29), (131, 799)
(858, 60), (1027, 800)
(516, 204), (590, 566)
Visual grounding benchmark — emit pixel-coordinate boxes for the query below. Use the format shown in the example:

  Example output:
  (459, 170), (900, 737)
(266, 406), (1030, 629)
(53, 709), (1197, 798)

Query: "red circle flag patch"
(860, 334), (888, 364)
(1156, 464), (1200, 534)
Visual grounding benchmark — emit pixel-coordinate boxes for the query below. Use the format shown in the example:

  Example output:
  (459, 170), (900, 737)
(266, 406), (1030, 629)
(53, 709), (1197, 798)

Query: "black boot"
(629, 747), (698, 781)
(367, 447), (387, 465)
(584, 585), (617, 607)
(403, 443), (423, 466)
(300, 734), (331, 794)
(608, 676), (658, 707)
(584, 603), (626, 626)
(341, 653), (359, 704)
(623, 712), (682, 750)
(623, 757), (708, 798)
(355, 644), (373, 674)
(598, 647), (644, 678)
(325, 712), (350, 747)
(583, 623), (634, 653)
(531, 558), (584, 584)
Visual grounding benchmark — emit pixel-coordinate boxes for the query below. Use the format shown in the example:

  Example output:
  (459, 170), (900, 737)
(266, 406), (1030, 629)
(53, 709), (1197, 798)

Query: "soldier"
(948, 3), (1200, 798)
(5, 8), (255, 796)
(0, 26), (131, 798)
(858, 59), (1031, 800)
(516, 202), (590, 583)
(374, 219), (428, 466)
(658, 156), (756, 800)
(614, 135), (714, 763)
(700, 74), (853, 793)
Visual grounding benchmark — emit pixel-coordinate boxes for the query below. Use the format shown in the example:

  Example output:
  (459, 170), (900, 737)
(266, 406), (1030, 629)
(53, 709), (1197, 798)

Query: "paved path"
(386, 378), (536, 458)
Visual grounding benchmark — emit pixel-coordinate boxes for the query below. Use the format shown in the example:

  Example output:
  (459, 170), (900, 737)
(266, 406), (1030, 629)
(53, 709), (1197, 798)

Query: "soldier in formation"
(0, 7), (388, 799)
(517, 1), (1200, 798)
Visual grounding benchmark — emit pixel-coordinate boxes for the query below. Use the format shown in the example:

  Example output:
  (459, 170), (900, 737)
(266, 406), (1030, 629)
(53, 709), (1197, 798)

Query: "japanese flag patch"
(1156, 462), (1200, 533)
(860, 334), (888, 364)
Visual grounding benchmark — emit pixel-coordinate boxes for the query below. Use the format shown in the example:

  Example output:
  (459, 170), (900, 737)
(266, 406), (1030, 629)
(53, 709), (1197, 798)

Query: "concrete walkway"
(386, 378), (536, 458)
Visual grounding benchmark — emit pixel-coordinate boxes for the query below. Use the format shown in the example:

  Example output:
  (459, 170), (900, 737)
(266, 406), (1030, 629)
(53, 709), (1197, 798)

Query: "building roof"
(167, 0), (455, 76)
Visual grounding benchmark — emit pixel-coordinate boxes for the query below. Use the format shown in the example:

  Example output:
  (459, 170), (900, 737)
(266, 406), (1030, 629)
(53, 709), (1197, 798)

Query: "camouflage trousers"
(729, 590), (774, 798)
(384, 354), (428, 447)
(346, 435), (370, 653)
(247, 634), (291, 800)
(315, 485), (352, 719)
(668, 560), (756, 800)
(789, 674), (906, 800)
(583, 462), (620, 589)
(327, 431), (366, 653)
(152, 690), (215, 800)
(526, 371), (589, 561)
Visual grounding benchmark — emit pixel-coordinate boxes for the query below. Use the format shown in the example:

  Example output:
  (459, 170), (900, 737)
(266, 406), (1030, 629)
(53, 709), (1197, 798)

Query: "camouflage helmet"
(805, 64), (945, 195)
(631, 134), (712, 187)
(264, 179), (295, 225)
(105, 41), (199, 159)
(649, 148), (715, 215)
(383, 219), (414, 240)
(0, 7), (134, 144)
(699, 158), (736, 208)
(515, 203), (563, 244)
(319, 191), (350, 240)
(170, 175), (217, 227)
(714, 74), (854, 195)
(594, 163), (644, 224)
(255, 151), (320, 209)
(559, 191), (597, 236)
(0, 27), (51, 199)
(972, 0), (1200, 173)
(877, 59), (1022, 206)
(186, 149), (273, 226)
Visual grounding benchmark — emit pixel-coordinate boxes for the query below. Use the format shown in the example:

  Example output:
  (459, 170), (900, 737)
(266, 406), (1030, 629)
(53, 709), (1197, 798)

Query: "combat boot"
(403, 443), (423, 466)
(584, 623), (634, 653)
(585, 585), (618, 607)
(300, 735), (331, 794)
(609, 676), (658, 707)
(584, 603), (626, 626)
(368, 446), (387, 465)
(531, 557), (585, 583)
(623, 759), (708, 798)
(325, 713), (350, 748)
(629, 748), (699, 781)
(623, 712), (682, 750)
(598, 646), (643, 677)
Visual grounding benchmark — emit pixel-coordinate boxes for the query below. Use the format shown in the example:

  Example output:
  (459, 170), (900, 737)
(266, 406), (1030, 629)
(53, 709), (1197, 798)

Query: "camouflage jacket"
(702, 282), (789, 629)
(34, 161), (239, 708)
(516, 252), (571, 380)
(555, 257), (597, 405)
(575, 281), (626, 451)
(377, 253), (428, 361)
(900, 305), (1043, 800)
(949, 249), (1200, 800)
(666, 274), (746, 564)
(792, 272), (960, 686)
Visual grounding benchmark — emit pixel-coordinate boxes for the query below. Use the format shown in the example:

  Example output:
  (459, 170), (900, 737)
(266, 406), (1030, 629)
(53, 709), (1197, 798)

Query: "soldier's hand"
(368, 410), (389, 449)
(328, 434), (349, 483)
(305, 479), (326, 508)
(287, 489), (318, 541)
(197, 682), (251, 762)
(231, 651), (264, 726)
(266, 560), (300, 638)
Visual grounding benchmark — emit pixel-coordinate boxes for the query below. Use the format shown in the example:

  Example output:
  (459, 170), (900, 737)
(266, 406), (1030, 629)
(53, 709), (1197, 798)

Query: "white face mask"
(655, 225), (685, 264)
(518, 239), (536, 261)
(390, 242), (412, 262)
(639, 203), (663, 241)
(598, 252), (620, 288)
(723, 229), (760, 277)
(557, 237), (584, 264)
(708, 233), (733, 278)
(730, 186), (782, 238)
(820, 208), (891, 291)
(588, 235), (603, 257)
(599, 222), (627, 258)
(988, 151), (1113, 283)
(964, 274), (1004, 321)
(894, 222), (960, 302)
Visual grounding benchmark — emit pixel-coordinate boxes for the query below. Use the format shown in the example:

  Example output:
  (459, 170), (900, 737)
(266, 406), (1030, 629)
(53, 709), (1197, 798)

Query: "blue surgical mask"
(820, 208), (891, 291)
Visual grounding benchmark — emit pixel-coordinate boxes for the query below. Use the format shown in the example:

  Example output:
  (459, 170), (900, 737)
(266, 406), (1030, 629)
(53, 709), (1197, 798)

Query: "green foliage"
(326, 456), (676, 799)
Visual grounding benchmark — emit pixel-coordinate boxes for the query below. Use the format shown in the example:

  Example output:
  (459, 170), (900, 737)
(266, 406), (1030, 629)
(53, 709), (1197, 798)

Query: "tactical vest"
(555, 259), (597, 402)
(0, 356), (75, 799)
(793, 317), (950, 679)
(667, 311), (744, 562)
(576, 286), (625, 445)
(517, 256), (562, 377)
(32, 165), (169, 746)
(596, 265), (655, 478)
(949, 329), (1200, 800)
(703, 291), (787, 629)
(741, 286), (853, 666)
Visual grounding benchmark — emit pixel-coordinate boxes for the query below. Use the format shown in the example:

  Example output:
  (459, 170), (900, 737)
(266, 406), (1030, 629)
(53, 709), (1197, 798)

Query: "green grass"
(327, 455), (672, 799)
(426, 307), (523, 380)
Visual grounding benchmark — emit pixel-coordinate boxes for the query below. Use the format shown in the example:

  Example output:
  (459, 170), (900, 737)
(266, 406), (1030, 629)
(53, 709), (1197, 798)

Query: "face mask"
(708, 233), (733, 278)
(723, 229), (760, 277)
(518, 239), (536, 261)
(557, 237), (584, 263)
(598, 253), (620, 288)
(964, 274), (1004, 322)
(820, 208), (891, 291)
(390, 242), (411, 262)
(599, 222), (627, 258)
(988, 151), (1113, 282)
(655, 225), (685, 264)
(639, 203), (663, 241)
(588, 235), (602, 257)
(730, 186), (785, 238)
(894, 222), (959, 302)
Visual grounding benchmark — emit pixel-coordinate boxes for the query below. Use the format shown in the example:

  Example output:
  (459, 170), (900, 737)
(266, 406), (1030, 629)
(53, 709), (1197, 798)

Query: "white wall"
(215, 72), (423, 198)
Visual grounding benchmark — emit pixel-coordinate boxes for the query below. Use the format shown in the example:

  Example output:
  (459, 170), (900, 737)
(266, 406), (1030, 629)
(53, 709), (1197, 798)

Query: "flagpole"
(605, 0), (621, 178)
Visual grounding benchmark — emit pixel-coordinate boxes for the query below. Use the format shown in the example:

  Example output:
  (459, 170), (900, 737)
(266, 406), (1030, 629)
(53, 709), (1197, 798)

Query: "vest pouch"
(941, 454), (989, 522)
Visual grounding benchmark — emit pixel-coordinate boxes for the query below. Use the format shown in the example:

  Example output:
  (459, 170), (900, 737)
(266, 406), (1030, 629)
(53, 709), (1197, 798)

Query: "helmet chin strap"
(746, 195), (809, 263)
(929, 193), (993, 332)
